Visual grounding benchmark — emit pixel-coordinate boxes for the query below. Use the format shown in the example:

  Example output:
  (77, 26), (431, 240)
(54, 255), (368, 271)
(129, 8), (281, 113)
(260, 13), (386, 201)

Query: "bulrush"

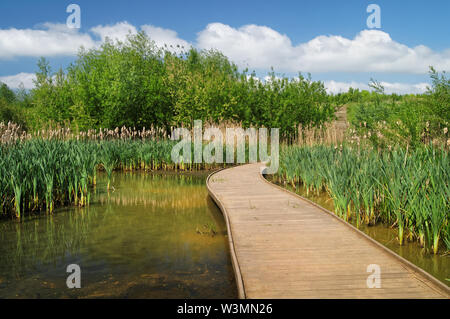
(0, 130), (226, 219)
(277, 144), (449, 255)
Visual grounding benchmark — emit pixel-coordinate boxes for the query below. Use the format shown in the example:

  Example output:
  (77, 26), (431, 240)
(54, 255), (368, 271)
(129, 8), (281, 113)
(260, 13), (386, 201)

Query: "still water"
(0, 172), (237, 298)
(268, 178), (449, 287)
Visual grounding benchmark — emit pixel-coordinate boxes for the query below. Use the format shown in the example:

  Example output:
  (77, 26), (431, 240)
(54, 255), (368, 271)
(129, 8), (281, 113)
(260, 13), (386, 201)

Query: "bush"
(347, 68), (449, 148)
(0, 83), (27, 127)
(29, 32), (335, 138)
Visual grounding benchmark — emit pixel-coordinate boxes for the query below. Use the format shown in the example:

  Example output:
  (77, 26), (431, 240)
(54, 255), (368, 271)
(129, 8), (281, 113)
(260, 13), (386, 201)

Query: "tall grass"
(277, 144), (449, 254)
(0, 138), (226, 219)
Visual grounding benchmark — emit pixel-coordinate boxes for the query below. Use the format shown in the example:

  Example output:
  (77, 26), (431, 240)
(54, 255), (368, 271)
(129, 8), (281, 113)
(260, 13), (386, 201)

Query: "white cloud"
(0, 21), (448, 94)
(324, 80), (429, 95)
(197, 23), (450, 74)
(0, 72), (36, 89)
(0, 21), (191, 60)
(141, 25), (191, 51)
(197, 23), (294, 69)
(324, 80), (369, 94)
(379, 81), (429, 95)
(1, 21), (449, 74)
(0, 23), (95, 59)
(90, 21), (137, 43)
(89, 23), (191, 52)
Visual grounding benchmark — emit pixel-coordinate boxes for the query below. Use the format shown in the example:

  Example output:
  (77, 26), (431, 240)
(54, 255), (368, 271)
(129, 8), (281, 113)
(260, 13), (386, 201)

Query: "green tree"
(0, 82), (16, 104)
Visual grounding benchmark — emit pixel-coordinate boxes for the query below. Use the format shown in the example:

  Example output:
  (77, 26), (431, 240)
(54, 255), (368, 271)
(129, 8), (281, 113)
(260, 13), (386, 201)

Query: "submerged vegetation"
(0, 172), (236, 298)
(277, 144), (449, 254)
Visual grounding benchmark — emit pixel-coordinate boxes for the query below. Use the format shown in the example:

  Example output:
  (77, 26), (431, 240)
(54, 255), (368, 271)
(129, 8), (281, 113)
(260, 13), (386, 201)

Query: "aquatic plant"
(0, 138), (223, 219)
(277, 144), (449, 254)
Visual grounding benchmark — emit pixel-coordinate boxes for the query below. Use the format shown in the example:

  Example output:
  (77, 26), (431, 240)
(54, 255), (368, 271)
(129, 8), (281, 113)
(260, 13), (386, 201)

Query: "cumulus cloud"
(197, 23), (450, 74)
(324, 80), (429, 95)
(197, 23), (294, 69)
(1, 21), (449, 74)
(0, 21), (447, 94)
(324, 80), (369, 94)
(90, 21), (137, 43)
(0, 72), (36, 89)
(0, 23), (95, 59)
(141, 25), (191, 51)
(380, 81), (429, 95)
(89, 23), (191, 52)
(0, 21), (189, 60)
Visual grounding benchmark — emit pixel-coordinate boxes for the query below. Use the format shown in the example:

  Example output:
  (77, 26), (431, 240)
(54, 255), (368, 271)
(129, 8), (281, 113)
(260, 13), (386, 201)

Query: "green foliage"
(27, 32), (334, 136)
(238, 72), (334, 138)
(426, 67), (450, 128)
(0, 98), (20, 124)
(347, 68), (449, 148)
(0, 82), (28, 127)
(0, 82), (16, 104)
(65, 33), (170, 130)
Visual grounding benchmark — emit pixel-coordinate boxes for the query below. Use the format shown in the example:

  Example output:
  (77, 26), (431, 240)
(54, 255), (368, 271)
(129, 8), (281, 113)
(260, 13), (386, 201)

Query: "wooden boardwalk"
(207, 163), (450, 299)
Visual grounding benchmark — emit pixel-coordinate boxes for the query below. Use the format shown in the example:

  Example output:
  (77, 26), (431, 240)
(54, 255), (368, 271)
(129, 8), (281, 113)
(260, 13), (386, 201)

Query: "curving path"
(207, 163), (450, 299)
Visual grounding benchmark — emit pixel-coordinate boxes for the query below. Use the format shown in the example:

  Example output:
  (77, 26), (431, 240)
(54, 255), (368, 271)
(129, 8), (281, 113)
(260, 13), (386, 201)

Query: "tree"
(0, 82), (16, 104)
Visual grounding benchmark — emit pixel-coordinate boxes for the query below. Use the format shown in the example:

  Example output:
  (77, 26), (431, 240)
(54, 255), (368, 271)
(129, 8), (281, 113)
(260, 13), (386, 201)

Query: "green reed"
(0, 139), (226, 219)
(277, 144), (449, 254)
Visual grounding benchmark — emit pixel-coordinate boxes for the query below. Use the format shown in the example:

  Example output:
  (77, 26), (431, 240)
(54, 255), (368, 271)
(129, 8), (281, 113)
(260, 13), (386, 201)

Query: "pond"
(0, 171), (237, 298)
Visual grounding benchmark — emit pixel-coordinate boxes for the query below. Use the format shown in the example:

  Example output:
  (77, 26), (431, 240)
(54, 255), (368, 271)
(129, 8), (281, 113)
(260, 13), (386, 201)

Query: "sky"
(0, 0), (449, 94)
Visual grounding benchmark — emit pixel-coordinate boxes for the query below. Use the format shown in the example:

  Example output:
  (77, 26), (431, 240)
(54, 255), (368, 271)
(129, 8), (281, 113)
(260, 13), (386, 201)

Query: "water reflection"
(0, 172), (237, 298)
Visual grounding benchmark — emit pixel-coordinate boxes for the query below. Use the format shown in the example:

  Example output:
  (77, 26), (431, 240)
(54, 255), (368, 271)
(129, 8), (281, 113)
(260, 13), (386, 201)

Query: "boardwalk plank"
(207, 163), (450, 299)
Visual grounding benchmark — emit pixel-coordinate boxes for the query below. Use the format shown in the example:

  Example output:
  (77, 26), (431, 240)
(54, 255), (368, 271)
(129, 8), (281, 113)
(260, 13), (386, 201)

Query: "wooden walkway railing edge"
(258, 166), (450, 297)
(207, 168), (247, 299)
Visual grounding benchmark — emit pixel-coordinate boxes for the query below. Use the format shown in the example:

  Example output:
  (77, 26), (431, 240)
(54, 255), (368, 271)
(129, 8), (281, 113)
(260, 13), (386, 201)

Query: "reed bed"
(277, 144), (449, 254)
(0, 138), (226, 219)
(1, 121), (278, 219)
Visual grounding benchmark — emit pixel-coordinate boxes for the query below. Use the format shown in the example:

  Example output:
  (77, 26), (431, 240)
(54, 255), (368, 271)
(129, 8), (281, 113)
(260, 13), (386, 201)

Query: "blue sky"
(0, 0), (449, 93)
